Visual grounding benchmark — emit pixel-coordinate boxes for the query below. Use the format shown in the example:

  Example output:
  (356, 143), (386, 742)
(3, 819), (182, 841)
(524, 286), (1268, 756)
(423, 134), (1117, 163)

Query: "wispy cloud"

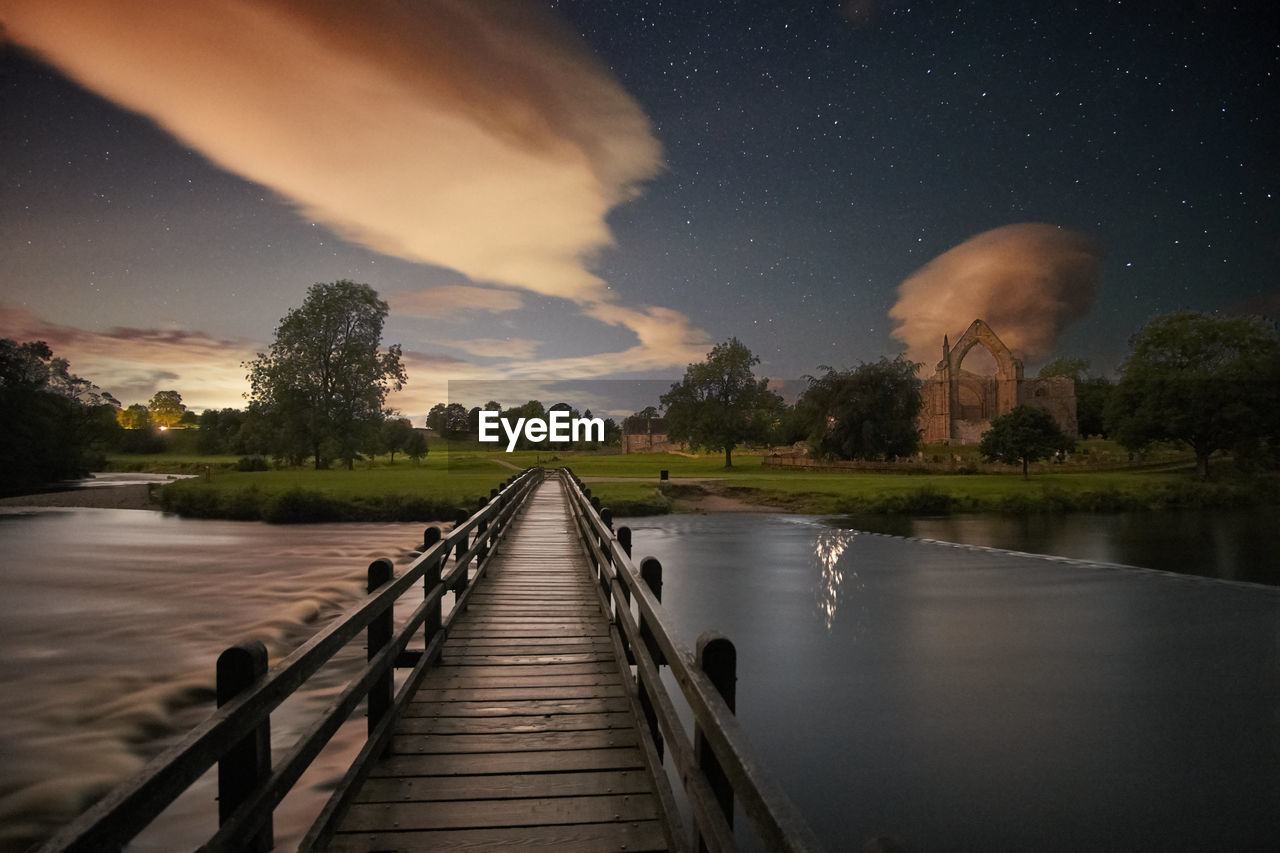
(0, 305), (259, 409)
(388, 286), (523, 319)
(889, 223), (1102, 364)
(0, 0), (663, 303)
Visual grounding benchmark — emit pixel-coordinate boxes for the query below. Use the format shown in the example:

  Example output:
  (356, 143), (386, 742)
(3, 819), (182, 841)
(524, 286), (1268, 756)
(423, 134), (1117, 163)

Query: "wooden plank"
(367, 747), (647, 777)
(390, 728), (638, 755)
(354, 769), (654, 803)
(409, 684), (627, 702)
(437, 652), (612, 666)
(429, 662), (619, 677)
(403, 697), (632, 718)
(340, 793), (659, 831)
(398, 712), (636, 735)
(331, 819), (668, 852)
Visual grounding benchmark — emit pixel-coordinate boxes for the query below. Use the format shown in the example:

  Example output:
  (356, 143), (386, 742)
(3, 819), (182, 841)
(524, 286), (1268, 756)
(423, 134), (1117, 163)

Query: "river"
(0, 504), (1276, 851)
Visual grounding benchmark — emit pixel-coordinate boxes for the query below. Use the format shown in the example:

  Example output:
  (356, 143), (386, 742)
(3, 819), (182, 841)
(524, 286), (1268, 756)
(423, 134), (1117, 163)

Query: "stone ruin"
(918, 319), (1077, 444)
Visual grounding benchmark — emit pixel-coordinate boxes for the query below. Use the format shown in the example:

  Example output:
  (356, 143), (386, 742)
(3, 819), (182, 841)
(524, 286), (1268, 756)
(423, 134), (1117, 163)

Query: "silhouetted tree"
(661, 338), (783, 467)
(797, 357), (922, 460)
(246, 281), (405, 469)
(1109, 311), (1280, 477)
(979, 405), (1074, 478)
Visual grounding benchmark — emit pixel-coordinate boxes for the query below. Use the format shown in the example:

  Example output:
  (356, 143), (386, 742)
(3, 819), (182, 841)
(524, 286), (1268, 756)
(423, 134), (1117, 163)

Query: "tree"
(1109, 311), (1280, 477)
(796, 357), (922, 460)
(405, 430), (429, 464)
(660, 338), (783, 467)
(1038, 358), (1113, 438)
(118, 404), (152, 430)
(246, 281), (405, 470)
(979, 405), (1074, 478)
(148, 390), (187, 429)
(381, 417), (415, 463)
(0, 339), (120, 493)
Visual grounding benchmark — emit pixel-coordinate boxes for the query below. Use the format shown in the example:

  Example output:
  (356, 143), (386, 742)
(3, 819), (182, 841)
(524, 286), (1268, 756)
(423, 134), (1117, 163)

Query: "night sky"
(1, 1), (1276, 417)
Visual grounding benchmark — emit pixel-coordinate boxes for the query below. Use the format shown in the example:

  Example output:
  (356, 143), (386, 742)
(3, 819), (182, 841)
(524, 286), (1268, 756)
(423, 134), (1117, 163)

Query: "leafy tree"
(425, 402), (448, 433)
(1038, 358), (1113, 438)
(633, 405), (660, 419)
(440, 403), (469, 439)
(197, 408), (248, 454)
(246, 280), (405, 469)
(405, 430), (429, 464)
(603, 417), (622, 447)
(148, 390), (187, 428)
(381, 417), (415, 463)
(1109, 311), (1280, 477)
(118, 404), (152, 430)
(0, 339), (120, 493)
(660, 338), (783, 467)
(979, 405), (1074, 478)
(797, 357), (922, 460)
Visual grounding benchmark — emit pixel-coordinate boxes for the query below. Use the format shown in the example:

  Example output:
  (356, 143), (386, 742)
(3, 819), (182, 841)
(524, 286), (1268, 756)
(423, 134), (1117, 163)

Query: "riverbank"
(0, 483), (160, 511)
(72, 448), (1278, 522)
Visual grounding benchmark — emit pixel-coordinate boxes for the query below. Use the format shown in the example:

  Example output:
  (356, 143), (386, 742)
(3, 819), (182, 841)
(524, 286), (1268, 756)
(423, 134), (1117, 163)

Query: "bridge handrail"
(34, 466), (543, 853)
(559, 468), (825, 853)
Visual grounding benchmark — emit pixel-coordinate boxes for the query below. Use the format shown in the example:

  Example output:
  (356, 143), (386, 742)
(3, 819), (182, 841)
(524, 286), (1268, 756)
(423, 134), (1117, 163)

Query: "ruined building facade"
(918, 319), (1077, 444)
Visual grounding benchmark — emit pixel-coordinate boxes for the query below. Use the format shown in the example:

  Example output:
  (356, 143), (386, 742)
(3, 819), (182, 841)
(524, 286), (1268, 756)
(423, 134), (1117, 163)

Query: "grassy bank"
(156, 452), (511, 523)
(519, 450), (1277, 516)
(110, 444), (1276, 522)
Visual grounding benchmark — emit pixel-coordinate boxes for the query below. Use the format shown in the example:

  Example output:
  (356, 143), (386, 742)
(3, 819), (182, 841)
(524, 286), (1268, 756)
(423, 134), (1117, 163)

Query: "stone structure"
(918, 319), (1077, 444)
(622, 416), (682, 453)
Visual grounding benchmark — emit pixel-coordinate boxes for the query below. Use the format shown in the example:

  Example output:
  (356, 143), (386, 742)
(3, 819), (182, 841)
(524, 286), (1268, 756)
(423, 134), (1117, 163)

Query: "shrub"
(236, 455), (270, 472)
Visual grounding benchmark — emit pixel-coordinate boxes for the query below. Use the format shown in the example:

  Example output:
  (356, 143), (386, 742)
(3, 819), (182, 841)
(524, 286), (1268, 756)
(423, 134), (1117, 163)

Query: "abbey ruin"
(918, 319), (1077, 444)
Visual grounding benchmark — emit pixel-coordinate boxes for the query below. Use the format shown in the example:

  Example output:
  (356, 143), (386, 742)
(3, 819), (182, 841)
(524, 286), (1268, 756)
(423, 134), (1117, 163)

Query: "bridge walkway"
(329, 476), (671, 852)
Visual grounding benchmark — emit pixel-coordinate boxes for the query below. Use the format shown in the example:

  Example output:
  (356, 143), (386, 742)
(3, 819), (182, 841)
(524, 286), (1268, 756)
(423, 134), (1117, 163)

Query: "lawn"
(115, 441), (1276, 522)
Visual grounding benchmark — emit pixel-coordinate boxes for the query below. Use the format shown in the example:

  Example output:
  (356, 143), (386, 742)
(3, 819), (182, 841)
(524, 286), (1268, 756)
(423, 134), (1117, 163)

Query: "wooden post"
(638, 557), (664, 759)
(367, 558), (395, 741)
(617, 526), (632, 558)
(217, 640), (272, 853)
(601, 507), (613, 531)
(590, 496), (602, 514)
(475, 497), (490, 564)
(452, 509), (470, 594)
(694, 632), (737, 851)
(422, 527), (442, 651)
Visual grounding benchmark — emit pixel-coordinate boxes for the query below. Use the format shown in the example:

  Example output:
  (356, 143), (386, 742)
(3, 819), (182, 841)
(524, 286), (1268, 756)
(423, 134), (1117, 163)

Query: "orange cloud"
(388, 286), (523, 319)
(0, 305), (259, 410)
(0, 0), (662, 302)
(889, 223), (1102, 364)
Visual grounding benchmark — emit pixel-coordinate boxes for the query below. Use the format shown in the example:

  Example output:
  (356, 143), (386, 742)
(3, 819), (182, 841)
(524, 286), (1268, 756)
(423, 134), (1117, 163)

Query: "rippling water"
(621, 512), (1280, 852)
(0, 508), (428, 852)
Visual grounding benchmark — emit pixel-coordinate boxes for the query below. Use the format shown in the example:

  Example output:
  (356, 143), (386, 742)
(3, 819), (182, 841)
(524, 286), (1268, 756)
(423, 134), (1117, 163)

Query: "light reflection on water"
(620, 511), (1280, 852)
(0, 507), (431, 853)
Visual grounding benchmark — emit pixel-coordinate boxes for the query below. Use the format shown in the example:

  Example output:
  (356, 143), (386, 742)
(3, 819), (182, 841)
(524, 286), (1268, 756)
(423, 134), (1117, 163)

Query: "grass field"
(112, 442), (1277, 522)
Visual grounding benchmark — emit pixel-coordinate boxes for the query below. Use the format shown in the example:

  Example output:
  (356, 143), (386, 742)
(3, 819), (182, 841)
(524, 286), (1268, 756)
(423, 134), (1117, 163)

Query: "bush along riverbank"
(586, 472), (1280, 517)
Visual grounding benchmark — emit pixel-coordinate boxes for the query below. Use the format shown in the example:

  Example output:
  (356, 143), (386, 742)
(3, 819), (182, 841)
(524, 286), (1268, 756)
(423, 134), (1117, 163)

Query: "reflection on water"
(0, 508), (428, 852)
(621, 511), (1280, 852)
(813, 528), (859, 631)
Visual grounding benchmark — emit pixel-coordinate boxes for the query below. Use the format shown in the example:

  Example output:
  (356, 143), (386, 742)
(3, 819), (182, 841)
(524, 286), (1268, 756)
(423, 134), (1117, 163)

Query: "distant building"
(621, 416), (683, 453)
(918, 319), (1077, 444)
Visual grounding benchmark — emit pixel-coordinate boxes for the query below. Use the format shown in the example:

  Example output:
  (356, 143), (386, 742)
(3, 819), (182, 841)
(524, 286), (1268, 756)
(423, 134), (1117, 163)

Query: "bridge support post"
(423, 527), (443, 654)
(617, 526), (632, 558)
(216, 640), (272, 853)
(638, 557), (665, 760)
(368, 558), (395, 743)
(694, 632), (737, 852)
(452, 509), (470, 595)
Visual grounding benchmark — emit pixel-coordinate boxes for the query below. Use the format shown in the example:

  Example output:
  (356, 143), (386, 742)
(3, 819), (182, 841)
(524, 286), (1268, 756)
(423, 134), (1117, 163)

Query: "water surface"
(621, 512), (1280, 852)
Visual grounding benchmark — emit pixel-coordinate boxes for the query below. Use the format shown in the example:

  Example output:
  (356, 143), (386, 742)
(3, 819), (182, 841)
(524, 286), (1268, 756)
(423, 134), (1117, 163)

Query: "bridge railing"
(559, 468), (825, 853)
(34, 467), (543, 853)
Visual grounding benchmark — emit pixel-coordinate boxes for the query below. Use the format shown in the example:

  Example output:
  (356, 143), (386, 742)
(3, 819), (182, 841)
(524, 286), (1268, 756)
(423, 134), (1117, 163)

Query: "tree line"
(3, 277), (1276, 493)
(652, 311), (1280, 477)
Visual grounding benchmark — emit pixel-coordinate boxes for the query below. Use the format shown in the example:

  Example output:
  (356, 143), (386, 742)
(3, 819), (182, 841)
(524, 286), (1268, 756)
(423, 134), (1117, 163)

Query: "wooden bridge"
(36, 468), (823, 852)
